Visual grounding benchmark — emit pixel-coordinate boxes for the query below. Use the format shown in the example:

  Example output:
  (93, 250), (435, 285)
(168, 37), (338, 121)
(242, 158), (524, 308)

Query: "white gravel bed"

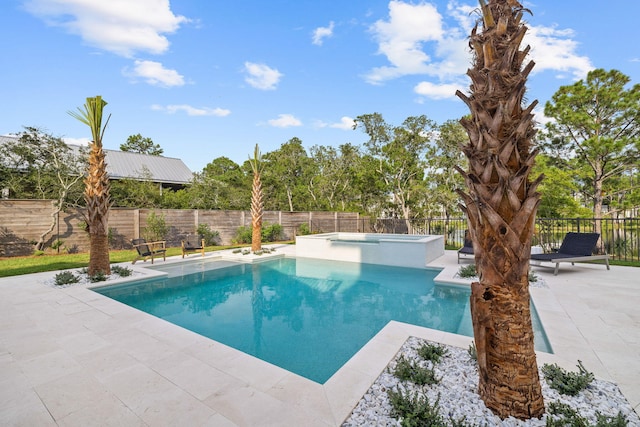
(342, 337), (640, 426)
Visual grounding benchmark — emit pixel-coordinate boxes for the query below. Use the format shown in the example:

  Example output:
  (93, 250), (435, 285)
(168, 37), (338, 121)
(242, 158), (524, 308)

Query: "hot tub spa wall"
(295, 233), (445, 268)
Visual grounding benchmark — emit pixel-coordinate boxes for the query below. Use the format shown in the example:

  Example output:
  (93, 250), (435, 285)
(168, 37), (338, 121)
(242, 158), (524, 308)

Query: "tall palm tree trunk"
(85, 142), (111, 275)
(69, 96), (111, 276)
(455, 0), (544, 419)
(251, 171), (263, 252)
(249, 145), (264, 252)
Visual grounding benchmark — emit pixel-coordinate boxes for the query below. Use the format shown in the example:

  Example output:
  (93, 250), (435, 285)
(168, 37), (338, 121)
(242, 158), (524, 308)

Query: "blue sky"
(1, 1), (638, 172)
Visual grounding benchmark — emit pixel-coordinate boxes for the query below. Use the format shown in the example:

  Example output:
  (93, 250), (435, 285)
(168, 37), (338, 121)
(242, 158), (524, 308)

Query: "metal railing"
(310, 217), (640, 263)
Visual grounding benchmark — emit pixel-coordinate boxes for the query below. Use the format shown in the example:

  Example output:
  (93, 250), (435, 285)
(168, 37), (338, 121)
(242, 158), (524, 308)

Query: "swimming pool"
(93, 257), (551, 383)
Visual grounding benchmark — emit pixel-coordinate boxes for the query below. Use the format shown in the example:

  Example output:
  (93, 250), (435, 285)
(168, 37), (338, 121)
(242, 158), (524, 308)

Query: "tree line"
(1, 69), (638, 221)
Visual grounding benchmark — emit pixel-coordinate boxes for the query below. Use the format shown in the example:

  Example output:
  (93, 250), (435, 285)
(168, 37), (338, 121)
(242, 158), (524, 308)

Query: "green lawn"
(0, 245), (243, 278)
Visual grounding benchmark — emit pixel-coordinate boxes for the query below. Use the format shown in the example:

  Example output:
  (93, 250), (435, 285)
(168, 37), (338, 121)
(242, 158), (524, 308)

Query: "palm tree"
(249, 144), (264, 252)
(455, 0), (544, 419)
(68, 96), (112, 276)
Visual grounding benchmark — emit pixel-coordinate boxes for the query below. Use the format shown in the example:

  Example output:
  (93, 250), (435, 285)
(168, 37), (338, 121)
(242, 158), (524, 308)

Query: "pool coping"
(1, 246), (638, 425)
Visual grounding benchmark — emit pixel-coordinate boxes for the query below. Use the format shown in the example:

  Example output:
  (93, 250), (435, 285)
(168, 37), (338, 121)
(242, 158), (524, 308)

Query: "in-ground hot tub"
(295, 232), (445, 268)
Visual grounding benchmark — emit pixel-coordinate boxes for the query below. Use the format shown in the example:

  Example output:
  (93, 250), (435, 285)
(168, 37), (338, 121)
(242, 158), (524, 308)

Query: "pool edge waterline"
(89, 254), (552, 384)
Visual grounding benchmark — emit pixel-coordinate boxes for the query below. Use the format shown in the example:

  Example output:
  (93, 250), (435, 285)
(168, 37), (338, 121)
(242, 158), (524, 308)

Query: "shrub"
(546, 401), (628, 427)
(253, 247), (276, 256)
(50, 239), (65, 251)
(54, 271), (79, 286)
(233, 226), (252, 244)
(111, 265), (132, 277)
(89, 271), (108, 283)
(417, 342), (448, 364)
(459, 263), (540, 284)
(197, 223), (220, 246)
(297, 223), (311, 236)
(143, 211), (168, 242)
(468, 342), (477, 362)
(64, 244), (80, 254)
(392, 355), (439, 386)
(233, 223), (284, 245)
(595, 412), (630, 427)
(387, 389), (456, 427)
(458, 264), (477, 278)
(541, 360), (594, 396)
(262, 223), (284, 242)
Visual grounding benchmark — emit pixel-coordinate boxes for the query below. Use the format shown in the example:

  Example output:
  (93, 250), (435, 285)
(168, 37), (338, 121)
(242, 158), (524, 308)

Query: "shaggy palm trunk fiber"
(85, 143), (111, 276)
(455, 0), (544, 419)
(251, 171), (263, 252)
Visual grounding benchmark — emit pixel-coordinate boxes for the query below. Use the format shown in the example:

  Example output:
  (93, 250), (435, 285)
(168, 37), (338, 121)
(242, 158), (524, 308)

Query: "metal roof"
(1, 135), (194, 185)
(103, 149), (194, 184)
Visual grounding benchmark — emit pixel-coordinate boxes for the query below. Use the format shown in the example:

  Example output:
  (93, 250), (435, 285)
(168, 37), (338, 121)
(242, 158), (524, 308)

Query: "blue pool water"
(93, 257), (551, 383)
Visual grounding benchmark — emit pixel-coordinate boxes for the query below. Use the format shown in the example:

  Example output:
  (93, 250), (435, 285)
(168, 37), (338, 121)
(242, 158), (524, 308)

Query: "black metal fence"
(310, 217), (640, 263)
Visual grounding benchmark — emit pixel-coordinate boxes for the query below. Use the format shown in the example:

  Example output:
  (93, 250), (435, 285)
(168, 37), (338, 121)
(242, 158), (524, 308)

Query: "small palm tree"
(248, 144), (264, 252)
(68, 96), (112, 275)
(455, 0), (544, 419)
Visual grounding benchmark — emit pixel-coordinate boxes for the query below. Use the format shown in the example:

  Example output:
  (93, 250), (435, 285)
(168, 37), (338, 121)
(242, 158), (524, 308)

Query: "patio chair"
(458, 230), (474, 264)
(181, 235), (205, 258)
(530, 232), (610, 275)
(131, 238), (166, 264)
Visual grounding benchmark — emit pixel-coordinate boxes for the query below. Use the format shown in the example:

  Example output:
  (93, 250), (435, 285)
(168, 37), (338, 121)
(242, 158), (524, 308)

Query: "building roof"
(102, 149), (194, 185)
(1, 135), (194, 185)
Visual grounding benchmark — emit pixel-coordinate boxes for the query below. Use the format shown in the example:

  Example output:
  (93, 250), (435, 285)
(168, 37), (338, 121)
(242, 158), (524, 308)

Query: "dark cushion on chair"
(557, 232), (600, 256)
(458, 246), (474, 255)
(531, 232), (600, 261)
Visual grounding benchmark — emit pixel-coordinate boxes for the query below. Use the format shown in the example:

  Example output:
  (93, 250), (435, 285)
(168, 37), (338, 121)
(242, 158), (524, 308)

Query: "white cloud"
(312, 21), (335, 46)
(267, 114), (302, 128)
(330, 116), (356, 130)
(151, 104), (231, 117)
(128, 60), (185, 87)
(24, 0), (188, 57)
(525, 25), (593, 80)
(414, 81), (462, 100)
(244, 62), (283, 90)
(446, 1), (476, 34)
(365, 1), (444, 84)
(365, 0), (592, 89)
(313, 116), (355, 129)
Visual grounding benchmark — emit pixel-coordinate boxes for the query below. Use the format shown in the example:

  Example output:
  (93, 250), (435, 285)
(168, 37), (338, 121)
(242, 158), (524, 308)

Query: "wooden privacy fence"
(3, 200), (638, 262)
(0, 200), (361, 256)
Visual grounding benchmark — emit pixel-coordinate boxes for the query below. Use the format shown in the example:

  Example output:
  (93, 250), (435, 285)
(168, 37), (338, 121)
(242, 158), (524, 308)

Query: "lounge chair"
(181, 235), (205, 258)
(458, 230), (474, 264)
(530, 232), (610, 275)
(131, 238), (166, 264)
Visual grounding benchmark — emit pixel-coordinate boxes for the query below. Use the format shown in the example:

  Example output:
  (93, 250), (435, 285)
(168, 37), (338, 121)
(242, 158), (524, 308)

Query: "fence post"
(133, 209), (140, 239)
